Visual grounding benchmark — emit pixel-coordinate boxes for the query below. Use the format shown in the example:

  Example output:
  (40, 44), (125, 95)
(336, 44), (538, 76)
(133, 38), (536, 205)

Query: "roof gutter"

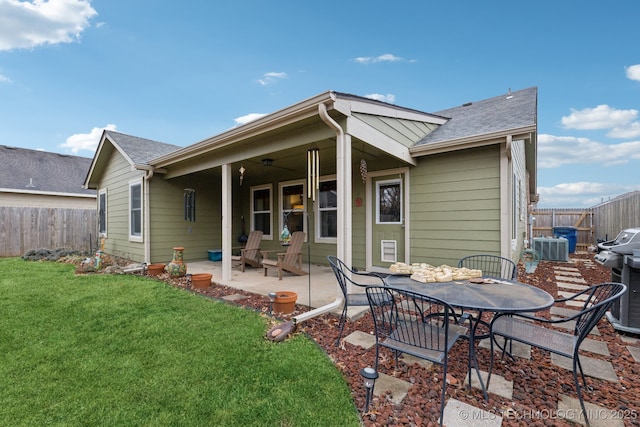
(152, 91), (335, 168)
(289, 100), (345, 326)
(143, 169), (154, 264)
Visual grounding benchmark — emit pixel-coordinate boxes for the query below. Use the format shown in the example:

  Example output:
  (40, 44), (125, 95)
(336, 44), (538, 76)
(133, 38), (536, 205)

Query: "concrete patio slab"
(464, 369), (513, 400)
(479, 337), (531, 360)
(550, 317), (600, 335)
(555, 275), (587, 284)
(556, 282), (589, 291)
(555, 270), (583, 276)
(550, 353), (618, 382)
(373, 372), (411, 405)
(627, 345), (640, 362)
(554, 266), (581, 272)
(343, 330), (375, 349)
(442, 399), (502, 427)
(557, 394), (625, 427)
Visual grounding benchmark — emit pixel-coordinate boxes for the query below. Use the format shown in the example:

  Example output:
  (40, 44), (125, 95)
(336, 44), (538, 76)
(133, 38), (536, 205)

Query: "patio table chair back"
(366, 285), (463, 426)
(327, 256), (386, 345)
(488, 282), (627, 427)
(458, 254), (517, 279)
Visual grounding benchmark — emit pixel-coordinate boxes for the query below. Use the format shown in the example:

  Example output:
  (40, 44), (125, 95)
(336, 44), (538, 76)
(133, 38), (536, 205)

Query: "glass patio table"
(382, 274), (554, 399)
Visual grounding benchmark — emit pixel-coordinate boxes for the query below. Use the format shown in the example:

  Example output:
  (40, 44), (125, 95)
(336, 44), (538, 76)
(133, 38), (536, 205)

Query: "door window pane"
(377, 180), (402, 224)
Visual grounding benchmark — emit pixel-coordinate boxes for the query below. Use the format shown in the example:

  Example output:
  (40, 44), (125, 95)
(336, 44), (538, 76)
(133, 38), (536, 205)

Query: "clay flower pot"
(147, 263), (166, 276)
(273, 291), (297, 315)
(191, 273), (212, 289)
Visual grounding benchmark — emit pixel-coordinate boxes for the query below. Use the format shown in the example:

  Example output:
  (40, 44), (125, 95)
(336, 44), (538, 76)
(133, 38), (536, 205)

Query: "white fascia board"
(152, 92), (335, 168)
(334, 97), (447, 124)
(347, 116), (416, 166)
(0, 188), (96, 198)
(409, 125), (536, 157)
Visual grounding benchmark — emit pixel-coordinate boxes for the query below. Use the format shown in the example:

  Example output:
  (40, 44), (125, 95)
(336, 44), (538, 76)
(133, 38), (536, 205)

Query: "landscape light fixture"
(360, 366), (378, 413)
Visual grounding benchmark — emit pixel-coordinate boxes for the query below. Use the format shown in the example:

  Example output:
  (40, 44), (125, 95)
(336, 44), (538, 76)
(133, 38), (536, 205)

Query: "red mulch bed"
(169, 254), (640, 426)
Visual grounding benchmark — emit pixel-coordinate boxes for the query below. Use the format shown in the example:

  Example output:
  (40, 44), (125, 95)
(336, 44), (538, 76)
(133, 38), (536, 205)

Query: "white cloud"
(59, 124), (116, 154)
(626, 64), (640, 81)
(353, 53), (405, 65)
(607, 121), (640, 139)
(365, 93), (396, 104)
(258, 71), (287, 86)
(561, 105), (638, 130)
(234, 113), (266, 126)
(0, 73), (11, 83)
(0, 0), (97, 51)
(537, 182), (639, 208)
(538, 133), (640, 168)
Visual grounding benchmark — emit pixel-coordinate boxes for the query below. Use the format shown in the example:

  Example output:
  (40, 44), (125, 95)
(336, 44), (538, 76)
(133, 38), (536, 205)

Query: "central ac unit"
(533, 237), (569, 262)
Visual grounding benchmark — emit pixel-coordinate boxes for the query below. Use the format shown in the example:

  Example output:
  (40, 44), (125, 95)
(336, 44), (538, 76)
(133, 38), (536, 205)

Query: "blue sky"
(1, 0), (639, 208)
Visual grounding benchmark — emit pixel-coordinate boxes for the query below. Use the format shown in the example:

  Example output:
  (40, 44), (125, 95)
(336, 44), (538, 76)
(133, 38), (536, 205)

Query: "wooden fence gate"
(531, 208), (594, 252)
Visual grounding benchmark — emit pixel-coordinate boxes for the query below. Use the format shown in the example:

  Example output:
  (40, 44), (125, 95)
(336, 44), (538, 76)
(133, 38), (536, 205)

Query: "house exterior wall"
(97, 149), (146, 261)
(409, 145), (501, 266)
(148, 174), (221, 264)
(511, 139), (529, 259)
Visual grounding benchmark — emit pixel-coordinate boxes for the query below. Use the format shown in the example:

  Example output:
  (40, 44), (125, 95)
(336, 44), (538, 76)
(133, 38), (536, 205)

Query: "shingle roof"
(104, 130), (181, 165)
(416, 87), (537, 146)
(0, 145), (95, 195)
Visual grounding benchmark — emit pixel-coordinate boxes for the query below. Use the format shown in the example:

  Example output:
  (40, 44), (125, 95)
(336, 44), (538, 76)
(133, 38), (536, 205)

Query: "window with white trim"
(251, 184), (272, 239)
(98, 189), (107, 236)
(129, 179), (143, 241)
(317, 178), (337, 241)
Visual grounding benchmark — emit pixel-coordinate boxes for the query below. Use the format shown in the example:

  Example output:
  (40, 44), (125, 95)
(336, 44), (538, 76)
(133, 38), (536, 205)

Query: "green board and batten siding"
(409, 145), (501, 266)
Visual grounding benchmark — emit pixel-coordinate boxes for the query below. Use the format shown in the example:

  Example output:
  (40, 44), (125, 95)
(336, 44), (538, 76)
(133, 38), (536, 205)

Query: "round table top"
(383, 275), (554, 313)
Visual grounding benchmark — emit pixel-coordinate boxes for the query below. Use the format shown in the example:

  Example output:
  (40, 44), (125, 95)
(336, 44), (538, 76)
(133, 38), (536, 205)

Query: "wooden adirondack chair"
(231, 230), (263, 272)
(261, 231), (307, 280)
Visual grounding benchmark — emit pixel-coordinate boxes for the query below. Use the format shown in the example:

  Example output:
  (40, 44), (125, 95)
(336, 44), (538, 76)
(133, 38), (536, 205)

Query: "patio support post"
(221, 163), (232, 281)
(318, 102), (352, 269)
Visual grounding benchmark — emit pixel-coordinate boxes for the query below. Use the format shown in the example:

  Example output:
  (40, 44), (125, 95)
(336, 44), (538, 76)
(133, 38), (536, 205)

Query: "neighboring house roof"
(0, 144), (95, 197)
(417, 87), (537, 147)
(84, 130), (182, 189)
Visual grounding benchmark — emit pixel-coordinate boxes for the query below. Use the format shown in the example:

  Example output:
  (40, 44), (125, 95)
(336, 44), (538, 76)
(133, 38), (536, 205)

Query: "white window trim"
(315, 175), (337, 244)
(376, 178), (403, 225)
(279, 179), (306, 242)
(250, 184), (273, 240)
(98, 189), (107, 238)
(129, 178), (143, 242)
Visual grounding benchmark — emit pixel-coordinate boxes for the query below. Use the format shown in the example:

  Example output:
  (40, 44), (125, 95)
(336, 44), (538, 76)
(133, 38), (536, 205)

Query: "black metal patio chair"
(487, 282), (627, 427)
(366, 285), (463, 426)
(327, 256), (387, 345)
(457, 254), (517, 279)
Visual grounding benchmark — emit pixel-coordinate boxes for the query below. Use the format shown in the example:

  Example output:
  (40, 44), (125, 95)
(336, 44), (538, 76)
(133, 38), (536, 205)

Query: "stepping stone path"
(345, 262), (636, 425)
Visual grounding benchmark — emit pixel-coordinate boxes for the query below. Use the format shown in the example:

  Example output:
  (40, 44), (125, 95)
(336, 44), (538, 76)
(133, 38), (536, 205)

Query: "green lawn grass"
(0, 258), (360, 426)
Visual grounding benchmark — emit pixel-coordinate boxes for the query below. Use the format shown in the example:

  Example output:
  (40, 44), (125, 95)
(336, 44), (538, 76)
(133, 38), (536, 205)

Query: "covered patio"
(187, 259), (382, 317)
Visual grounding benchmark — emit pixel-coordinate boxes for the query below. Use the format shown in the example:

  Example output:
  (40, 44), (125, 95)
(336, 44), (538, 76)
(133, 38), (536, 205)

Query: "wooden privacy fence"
(0, 207), (96, 257)
(592, 191), (640, 242)
(531, 208), (594, 252)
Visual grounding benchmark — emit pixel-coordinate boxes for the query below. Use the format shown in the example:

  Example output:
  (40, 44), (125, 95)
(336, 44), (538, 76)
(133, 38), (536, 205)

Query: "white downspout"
(143, 169), (154, 264)
(291, 102), (346, 325)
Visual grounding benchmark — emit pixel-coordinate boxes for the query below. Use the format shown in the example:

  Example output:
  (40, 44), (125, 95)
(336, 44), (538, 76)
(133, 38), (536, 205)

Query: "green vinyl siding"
(97, 148), (146, 261)
(409, 145), (501, 266)
(148, 174), (221, 264)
